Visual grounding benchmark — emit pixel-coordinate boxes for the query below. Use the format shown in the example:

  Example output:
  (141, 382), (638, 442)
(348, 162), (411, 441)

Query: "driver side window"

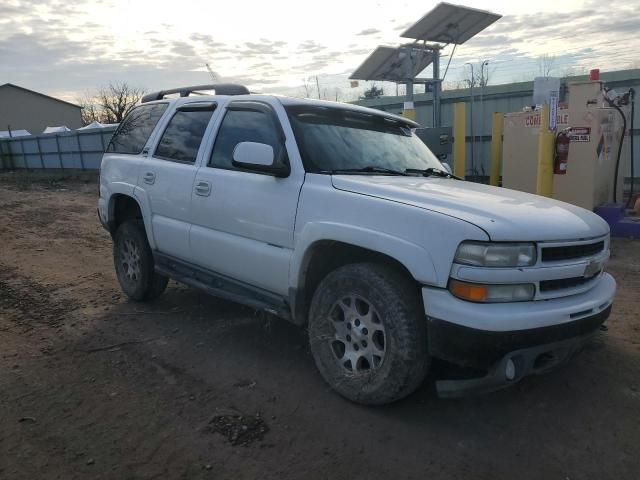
(209, 104), (287, 170)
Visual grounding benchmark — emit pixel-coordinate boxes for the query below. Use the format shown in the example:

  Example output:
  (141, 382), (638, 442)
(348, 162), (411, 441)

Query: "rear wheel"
(113, 220), (168, 301)
(308, 263), (429, 405)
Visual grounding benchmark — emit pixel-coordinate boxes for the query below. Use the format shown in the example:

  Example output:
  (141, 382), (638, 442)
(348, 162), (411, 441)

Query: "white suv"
(98, 84), (616, 404)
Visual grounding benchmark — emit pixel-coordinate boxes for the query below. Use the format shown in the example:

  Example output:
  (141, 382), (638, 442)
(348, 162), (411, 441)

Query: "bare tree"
(560, 65), (588, 78)
(323, 87), (343, 102)
(461, 61), (494, 89)
(300, 78), (313, 98)
(78, 93), (102, 125)
(538, 54), (556, 77)
(77, 82), (146, 125)
(97, 82), (146, 123)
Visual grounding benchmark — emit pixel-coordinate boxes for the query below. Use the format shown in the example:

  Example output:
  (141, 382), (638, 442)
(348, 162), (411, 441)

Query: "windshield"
(285, 105), (443, 174)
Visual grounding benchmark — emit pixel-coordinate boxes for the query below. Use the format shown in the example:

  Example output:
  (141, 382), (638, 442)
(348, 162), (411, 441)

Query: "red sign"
(569, 127), (591, 142)
(525, 110), (569, 128)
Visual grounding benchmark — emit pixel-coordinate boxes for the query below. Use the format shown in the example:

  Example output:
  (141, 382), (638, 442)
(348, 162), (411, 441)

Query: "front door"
(190, 100), (304, 296)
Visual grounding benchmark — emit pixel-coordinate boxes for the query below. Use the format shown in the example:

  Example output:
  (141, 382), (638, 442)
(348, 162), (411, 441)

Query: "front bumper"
(422, 273), (615, 332)
(434, 328), (604, 398)
(422, 273), (615, 396)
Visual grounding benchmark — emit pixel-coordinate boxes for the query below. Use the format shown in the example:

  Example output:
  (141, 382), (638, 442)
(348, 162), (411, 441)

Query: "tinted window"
(286, 105), (442, 173)
(155, 109), (214, 163)
(210, 106), (285, 169)
(107, 103), (168, 154)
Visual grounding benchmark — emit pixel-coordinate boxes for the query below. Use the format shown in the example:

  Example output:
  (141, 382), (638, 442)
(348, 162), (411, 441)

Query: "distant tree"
(301, 78), (313, 98)
(560, 65), (588, 78)
(460, 61), (494, 89)
(78, 82), (146, 125)
(323, 87), (343, 102)
(538, 54), (556, 77)
(362, 85), (383, 99)
(78, 96), (102, 125)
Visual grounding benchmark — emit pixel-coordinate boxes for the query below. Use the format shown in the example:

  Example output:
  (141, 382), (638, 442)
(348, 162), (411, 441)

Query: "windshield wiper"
(404, 167), (462, 180)
(321, 166), (410, 176)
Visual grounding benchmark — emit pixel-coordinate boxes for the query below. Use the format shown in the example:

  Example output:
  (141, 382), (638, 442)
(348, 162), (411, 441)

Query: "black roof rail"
(141, 84), (250, 103)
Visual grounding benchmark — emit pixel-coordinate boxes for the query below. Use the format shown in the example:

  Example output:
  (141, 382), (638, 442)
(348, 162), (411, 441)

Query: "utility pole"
(315, 76), (321, 100)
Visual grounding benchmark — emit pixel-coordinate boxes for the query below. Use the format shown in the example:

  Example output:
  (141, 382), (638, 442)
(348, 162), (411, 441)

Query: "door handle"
(143, 172), (155, 184)
(194, 180), (211, 197)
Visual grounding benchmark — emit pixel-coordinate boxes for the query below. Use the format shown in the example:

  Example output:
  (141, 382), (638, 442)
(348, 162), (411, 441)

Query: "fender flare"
(289, 222), (439, 290)
(105, 182), (156, 250)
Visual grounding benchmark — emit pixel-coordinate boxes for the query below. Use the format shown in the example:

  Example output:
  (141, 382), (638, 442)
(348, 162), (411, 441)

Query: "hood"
(332, 175), (609, 241)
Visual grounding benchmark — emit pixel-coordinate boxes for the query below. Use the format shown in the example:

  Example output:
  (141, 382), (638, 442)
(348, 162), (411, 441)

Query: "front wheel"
(308, 263), (429, 405)
(113, 220), (168, 301)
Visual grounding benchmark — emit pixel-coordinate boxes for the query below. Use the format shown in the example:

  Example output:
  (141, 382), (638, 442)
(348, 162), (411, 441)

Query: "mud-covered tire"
(113, 220), (168, 301)
(308, 263), (429, 405)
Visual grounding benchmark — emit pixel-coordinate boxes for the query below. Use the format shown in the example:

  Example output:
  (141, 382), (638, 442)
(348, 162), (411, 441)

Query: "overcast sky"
(2, 0), (639, 103)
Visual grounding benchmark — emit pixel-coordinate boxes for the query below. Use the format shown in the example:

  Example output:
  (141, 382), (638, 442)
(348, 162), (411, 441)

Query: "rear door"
(189, 99), (304, 296)
(102, 102), (169, 204)
(140, 102), (217, 261)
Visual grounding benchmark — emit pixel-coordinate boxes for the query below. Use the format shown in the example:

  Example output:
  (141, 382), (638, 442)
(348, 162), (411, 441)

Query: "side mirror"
(232, 141), (289, 177)
(441, 162), (453, 175)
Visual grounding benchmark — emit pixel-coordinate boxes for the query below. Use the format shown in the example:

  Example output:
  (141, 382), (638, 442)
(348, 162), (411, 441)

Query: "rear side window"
(107, 103), (168, 154)
(210, 106), (286, 169)
(154, 108), (215, 163)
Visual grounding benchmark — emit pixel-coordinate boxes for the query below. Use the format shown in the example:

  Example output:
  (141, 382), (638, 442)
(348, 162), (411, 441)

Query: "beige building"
(0, 83), (82, 135)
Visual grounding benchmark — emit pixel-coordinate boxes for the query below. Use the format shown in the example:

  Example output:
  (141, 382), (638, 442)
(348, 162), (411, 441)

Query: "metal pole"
(401, 45), (416, 121)
(55, 134), (64, 170)
(19, 138), (25, 169)
(35, 136), (45, 169)
(76, 133), (85, 170)
(466, 63), (475, 177)
(403, 80), (416, 121)
(432, 48), (441, 127)
(480, 60), (489, 178)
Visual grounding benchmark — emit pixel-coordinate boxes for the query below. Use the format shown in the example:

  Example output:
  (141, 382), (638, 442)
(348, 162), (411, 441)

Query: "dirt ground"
(0, 171), (639, 480)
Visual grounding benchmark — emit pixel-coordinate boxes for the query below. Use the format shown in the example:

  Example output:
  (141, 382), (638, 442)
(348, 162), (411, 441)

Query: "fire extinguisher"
(554, 128), (571, 174)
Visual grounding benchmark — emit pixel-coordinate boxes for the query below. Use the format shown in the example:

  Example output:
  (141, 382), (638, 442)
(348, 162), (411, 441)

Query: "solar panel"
(400, 2), (501, 44)
(349, 46), (434, 82)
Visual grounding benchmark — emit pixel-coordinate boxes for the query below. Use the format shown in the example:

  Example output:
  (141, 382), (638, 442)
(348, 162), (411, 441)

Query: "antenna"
(205, 64), (219, 82)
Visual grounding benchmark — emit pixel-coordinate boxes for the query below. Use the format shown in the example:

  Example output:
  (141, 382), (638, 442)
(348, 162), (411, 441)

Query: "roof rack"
(141, 84), (250, 103)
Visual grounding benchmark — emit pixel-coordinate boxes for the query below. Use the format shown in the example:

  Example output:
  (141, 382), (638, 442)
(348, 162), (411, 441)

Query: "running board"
(154, 253), (291, 320)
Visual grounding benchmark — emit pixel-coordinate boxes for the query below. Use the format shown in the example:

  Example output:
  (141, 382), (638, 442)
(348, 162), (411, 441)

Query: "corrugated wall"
(0, 126), (116, 170)
(354, 69), (640, 180)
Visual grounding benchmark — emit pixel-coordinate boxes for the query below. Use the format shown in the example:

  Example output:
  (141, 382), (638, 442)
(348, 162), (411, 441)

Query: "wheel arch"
(104, 184), (155, 249)
(289, 225), (437, 325)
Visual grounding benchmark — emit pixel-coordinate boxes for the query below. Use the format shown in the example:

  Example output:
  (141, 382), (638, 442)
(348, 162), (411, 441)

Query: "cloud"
(1, 0), (639, 102)
(394, 21), (412, 31)
(356, 28), (380, 36)
(244, 41), (283, 55)
(297, 40), (326, 54)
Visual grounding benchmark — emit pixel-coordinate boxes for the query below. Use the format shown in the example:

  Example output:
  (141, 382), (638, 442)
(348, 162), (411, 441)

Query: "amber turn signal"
(449, 279), (488, 302)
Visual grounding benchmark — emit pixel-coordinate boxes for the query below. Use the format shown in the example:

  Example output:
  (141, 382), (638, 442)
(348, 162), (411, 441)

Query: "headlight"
(449, 279), (535, 303)
(454, 241), (536, 267)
